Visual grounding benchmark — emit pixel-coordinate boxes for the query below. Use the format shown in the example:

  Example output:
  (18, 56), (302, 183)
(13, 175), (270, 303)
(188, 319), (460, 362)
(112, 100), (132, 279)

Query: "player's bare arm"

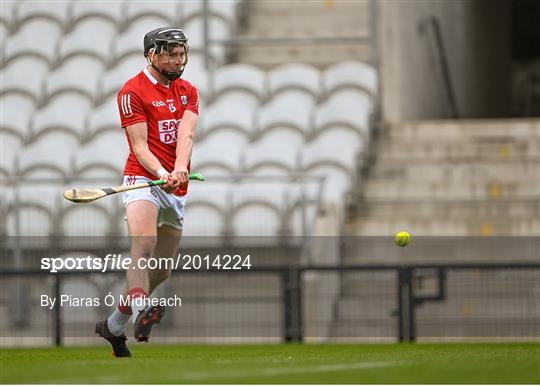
(174, 110), (198, 185)
(126, 122), (179, 193)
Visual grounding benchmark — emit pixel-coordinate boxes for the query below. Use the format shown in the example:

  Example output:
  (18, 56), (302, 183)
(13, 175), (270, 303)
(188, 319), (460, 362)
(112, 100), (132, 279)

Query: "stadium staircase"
(347, 119), (540, 240)
(326, 119), (540, 340)
(234, 0), (372, 69)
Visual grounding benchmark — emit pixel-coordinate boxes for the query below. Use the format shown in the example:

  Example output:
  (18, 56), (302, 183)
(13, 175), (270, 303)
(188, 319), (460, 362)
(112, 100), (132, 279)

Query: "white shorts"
(122, 176), (187, 230)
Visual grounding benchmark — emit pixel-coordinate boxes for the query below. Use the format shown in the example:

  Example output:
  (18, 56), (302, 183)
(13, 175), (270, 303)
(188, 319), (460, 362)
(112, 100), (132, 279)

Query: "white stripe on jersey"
(121, 94), (127, 116)
(127, 94), (132, 114)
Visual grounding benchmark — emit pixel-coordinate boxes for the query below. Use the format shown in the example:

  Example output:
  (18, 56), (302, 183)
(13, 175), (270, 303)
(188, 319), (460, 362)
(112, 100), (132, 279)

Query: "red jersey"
(117, 68), (199, 196)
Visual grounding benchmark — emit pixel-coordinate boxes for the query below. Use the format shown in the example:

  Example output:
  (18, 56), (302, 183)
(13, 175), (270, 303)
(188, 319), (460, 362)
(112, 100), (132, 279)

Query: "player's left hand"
(172, 167), (189, 186)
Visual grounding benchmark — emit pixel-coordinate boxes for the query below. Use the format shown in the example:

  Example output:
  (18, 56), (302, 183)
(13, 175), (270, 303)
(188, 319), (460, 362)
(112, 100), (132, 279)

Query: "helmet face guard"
(144, 28), (189, 81)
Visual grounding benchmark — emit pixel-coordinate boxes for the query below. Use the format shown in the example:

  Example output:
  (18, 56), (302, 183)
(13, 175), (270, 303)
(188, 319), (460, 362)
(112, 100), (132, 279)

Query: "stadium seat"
(59, 18), (117, 63)
(2, 182), (61, 238)
(243, 129), (303, 174)
(3, 19), (62, 65)
(181, 52), (209, 100)
(190, 131), (244, 175)
(44, 56), (105, 103)
(0, 1), (17, 28)
(256, 91), (315, 136)
(313, 89), (371, 139)
(302, 129), (362, 175)
(201, 97), (255, 139)
(323, 61), (377, 97)
(267, 63), (321, 99)
(17, 132), (78, 179)
(75, 131), (128, 178)
(182, 0), (239, 27)
(213, 63), (266, 101)
(0, 56), (49, 103)
(301, 130), (362, 202)
(10, 183), (65, 213)
(5, 204), (54, 237)
(60, 202), (114, 237)
(230, 182), (287, 241)
(113, 16), (170, 60)
(70, 1), (125, 26)
(0, 94), (36, 141)
(99, 54), (146, 100)
(0, 131), (22, 179)
(183, 17), (230, 65)
(16, 0), (70, 26)
(287, 178), (323, 236)
(32, 93), (92, 141)
(86, 95), (123, 140)
(125, 1), (181, 26)
(182, 182), (231, 240)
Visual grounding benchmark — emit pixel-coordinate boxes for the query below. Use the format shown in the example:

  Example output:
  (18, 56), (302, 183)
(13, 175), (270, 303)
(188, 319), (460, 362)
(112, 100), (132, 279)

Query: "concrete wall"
(379, 0), (512, 123)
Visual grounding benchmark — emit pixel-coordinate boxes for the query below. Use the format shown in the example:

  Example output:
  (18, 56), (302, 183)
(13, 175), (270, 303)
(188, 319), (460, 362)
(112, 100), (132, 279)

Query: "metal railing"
(418, 16), (459, 119)
(1, 262), (538, 346)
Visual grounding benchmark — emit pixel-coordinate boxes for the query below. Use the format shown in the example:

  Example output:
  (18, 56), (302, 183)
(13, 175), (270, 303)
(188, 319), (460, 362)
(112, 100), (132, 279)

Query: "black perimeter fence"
(1, 263), (539, 346)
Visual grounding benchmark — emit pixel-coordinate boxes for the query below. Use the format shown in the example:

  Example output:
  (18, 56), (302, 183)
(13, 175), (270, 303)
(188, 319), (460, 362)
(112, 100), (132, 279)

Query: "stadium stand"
(86, 94), (122, 140)
(0, 130), (21, 179)
(256, 91), (316, 136)
(243, 129), (303, 174)
(267, 63), (321, 99)
(212, 63), (266, 102)
(0, 56), (49, 104)
(3, 19), (62, 66)
(98, 54), (146, 100)
(16, 0), (70, 26)
(31, 93), (92, 141)
(44, 56), (105, 103)
(124, 1), (181, 27)
(2, 0), (539, 351)
(0, 94), (36, 141)
(74, 130), (128, 178)
(59, 18), (118, 64)
(181, 181), (231, 241)
(17, 132), (78, 179)
(322, 61), (378, 97)
(70, 1), (124, 27)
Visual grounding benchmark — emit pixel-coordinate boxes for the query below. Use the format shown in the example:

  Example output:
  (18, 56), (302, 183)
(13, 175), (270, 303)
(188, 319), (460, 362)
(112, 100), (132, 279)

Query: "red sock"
(117, 300), (132, 315)
(128, 287), (148, 315)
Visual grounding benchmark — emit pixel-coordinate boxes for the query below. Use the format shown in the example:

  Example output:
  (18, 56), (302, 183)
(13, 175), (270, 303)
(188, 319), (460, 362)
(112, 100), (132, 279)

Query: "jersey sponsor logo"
(120, 94), (133, 117)
(180, 95), (187, 105)
(158, 119), (180, 144)
(152, 100), (166, 107)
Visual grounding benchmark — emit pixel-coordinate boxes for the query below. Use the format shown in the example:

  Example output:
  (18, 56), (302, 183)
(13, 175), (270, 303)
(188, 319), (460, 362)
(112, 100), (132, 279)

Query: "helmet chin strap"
(151, 63), (181, 81)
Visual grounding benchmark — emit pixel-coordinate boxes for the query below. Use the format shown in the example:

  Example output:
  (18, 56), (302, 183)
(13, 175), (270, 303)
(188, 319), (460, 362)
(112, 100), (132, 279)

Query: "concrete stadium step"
(387, 119), (540, 140)
(356, 198), (540, 218)
(375, 140), (540, 160)
(340, 236), (540, 263)
(235, 45), (371, 70)
(363, 179), (539, 199)
(369, 161), (540, 181)
(247, 0), (369, 34)
(236, 0), (372, 69)
(350, 218), (540, 236)
(246, 14), (369, 37)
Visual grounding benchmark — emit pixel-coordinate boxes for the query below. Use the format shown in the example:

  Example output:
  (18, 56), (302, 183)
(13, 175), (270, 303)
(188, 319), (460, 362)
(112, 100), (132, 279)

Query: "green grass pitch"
(1, 343), (539, 384)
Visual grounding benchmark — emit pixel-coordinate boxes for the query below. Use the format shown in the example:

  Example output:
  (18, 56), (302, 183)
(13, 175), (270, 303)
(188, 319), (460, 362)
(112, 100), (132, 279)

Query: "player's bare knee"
(134, 237), (157, 255)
